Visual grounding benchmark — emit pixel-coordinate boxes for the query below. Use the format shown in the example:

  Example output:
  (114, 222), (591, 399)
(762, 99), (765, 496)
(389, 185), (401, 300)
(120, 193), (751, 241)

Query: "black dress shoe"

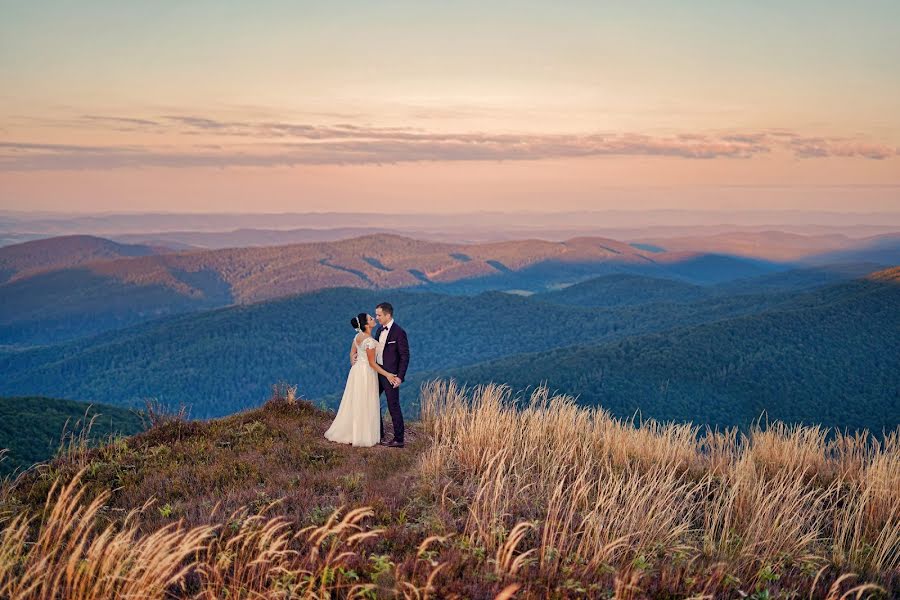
(385, 439), (404, 448)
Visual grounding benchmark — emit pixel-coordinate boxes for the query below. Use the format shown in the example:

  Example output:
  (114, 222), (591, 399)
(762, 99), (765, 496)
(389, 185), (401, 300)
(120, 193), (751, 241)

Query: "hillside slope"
(0, 233), (778, 344)
(534, 273), (708, 306)
(0, 386), (895, 598)
(633, 231), (900, 263)
(0, 286), (797, 418)
(419, 272), (900, 432)
(0, 396), (144, 476)
(0, 235), (166, 284)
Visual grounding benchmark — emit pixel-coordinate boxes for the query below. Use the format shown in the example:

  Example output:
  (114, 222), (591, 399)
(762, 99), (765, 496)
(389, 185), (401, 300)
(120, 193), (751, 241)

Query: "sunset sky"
(2, 1), (899, 214)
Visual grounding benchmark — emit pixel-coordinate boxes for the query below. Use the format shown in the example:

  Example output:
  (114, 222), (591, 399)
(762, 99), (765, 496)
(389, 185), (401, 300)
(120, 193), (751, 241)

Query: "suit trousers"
(378, 374), (404, 442)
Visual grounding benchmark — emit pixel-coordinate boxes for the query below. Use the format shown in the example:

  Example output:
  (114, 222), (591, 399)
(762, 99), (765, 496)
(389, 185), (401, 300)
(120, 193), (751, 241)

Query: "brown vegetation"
(0, 235), (163, 283)
(3, 234), (654, 303)
(0, 381), (896, 598)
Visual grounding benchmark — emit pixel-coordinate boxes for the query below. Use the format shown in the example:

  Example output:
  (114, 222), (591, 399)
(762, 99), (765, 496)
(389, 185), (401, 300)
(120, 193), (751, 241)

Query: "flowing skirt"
(324, 360), (381, 447)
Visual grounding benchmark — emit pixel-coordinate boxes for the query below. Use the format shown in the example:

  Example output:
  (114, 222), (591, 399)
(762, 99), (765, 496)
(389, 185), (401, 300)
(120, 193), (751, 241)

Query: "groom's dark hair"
(376, 302), (393, 316)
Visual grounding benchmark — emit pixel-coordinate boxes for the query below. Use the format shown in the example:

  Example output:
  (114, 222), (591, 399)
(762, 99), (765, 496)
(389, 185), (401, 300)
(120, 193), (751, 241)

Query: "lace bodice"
(354, 335), (378, 365)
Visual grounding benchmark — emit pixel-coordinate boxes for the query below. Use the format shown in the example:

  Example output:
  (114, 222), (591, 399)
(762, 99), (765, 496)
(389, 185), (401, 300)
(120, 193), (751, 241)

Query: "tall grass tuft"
(419, 379), (896, 596)
(0, 468), (212, 599)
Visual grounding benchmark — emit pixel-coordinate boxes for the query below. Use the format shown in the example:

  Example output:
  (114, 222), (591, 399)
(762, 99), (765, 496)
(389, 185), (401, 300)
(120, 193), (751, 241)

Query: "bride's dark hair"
(350, 312), (369, 332)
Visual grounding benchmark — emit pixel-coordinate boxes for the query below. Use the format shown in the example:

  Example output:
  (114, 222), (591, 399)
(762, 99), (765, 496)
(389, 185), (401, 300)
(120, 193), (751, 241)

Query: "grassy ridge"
(0, 382), (895, 598)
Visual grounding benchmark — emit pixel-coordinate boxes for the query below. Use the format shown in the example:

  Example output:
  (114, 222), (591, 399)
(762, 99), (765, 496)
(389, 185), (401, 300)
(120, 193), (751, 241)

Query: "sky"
(1, 0), (899, 214)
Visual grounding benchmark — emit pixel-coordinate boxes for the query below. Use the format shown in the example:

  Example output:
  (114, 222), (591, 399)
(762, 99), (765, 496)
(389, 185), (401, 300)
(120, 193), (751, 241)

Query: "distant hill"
(535, 273), (708, 307)
(633, 231), (900, 263)
(10, 230), (888, 348)
(112, 227), (405, 249)
(0, 235), (168, 284)
(0, 284), (801, 418)
(4, 234), (657, 303)
(1, 233), (773, 345)
(712, 262), (886, 295)
(416, 270), (900, 433)
(868, 265), (900, 282)
(510, 265), (875, 308)
(0, 266), (234, 346)
(0, 396), (144, 476)
(801, 233), (900, 266)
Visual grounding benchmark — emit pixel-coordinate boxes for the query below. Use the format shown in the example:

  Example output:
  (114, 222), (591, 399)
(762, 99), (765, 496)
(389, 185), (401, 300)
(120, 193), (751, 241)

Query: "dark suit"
(374, 321), (410, 442)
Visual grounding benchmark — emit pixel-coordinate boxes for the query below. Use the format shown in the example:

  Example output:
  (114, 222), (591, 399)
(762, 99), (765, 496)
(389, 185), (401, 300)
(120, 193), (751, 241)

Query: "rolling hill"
(0, 280), (806, 418)
(534, 273), (708, 306)
(711, 262), (886, 295)
(633, 231), (900, 263)
(532, 265), (883, 308)
(0, 235), (168, 284)
(0, 233), (779, 345)
(112, 226), (404, 249)
(0, 396), (145, 476)
(414, 269), (900, 433)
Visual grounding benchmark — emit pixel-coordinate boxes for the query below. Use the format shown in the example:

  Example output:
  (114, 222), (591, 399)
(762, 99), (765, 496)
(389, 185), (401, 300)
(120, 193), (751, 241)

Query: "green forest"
(2, 272), (897, 434)
(411, 276), (900, 433)
(0, 397), (145, 476)
(1, 282), (804, 418)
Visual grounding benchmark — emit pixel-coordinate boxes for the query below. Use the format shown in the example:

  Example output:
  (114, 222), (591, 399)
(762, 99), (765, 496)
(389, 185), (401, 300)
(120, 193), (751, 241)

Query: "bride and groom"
(324, 302), (410, 448)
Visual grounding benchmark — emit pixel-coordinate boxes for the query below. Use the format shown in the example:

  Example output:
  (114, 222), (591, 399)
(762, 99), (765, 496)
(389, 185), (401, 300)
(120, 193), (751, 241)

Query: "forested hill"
(414, 271), (900, 433)
(0, 397), (145, 476)
(2, 268), (896, 433)
(0, 285), (797, 418)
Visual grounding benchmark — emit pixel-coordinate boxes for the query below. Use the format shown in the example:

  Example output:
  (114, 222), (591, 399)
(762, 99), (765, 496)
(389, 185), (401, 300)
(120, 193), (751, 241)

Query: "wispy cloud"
(1, 115), (898, 170)
(81, 115), (162, 128)
(787, 136), (899, 160)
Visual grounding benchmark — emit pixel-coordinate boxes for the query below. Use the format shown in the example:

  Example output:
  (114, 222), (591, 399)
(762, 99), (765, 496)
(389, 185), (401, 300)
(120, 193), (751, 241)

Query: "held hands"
(388, 374), (402, 388)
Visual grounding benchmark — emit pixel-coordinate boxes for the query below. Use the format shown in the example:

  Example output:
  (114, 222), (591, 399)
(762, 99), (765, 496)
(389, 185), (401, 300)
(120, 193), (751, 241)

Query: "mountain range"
(0, 233), (791, 345)
(2, 266), (897, 433)
(1, 227), (897, 435)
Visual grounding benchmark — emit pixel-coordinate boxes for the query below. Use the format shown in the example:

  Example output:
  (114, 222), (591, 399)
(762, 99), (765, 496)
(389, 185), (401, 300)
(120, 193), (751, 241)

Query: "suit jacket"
(375, 322), (410, 381)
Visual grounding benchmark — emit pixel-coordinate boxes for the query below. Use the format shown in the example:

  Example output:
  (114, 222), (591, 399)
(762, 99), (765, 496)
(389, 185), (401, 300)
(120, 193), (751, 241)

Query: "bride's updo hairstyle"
(350, 312), (369, 332)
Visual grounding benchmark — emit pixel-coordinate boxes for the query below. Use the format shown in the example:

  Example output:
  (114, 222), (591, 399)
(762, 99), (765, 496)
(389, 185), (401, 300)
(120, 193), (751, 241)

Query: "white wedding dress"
(324, 335), (382, 447)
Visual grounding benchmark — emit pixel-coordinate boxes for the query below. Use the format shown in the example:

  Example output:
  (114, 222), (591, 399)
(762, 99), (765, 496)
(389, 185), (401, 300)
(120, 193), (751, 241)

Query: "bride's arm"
(349, 341), (357, 366)
(366, 348), (395, 379)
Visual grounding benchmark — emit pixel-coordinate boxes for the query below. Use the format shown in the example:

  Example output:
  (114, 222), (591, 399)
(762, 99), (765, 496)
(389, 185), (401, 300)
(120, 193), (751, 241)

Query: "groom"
(374, 302), (409, 448)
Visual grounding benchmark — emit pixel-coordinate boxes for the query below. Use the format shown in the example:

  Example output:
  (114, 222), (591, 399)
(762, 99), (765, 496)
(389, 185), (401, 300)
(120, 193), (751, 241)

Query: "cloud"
(81, 115), (162, 128)
(1, 117), (897, 170)
(787, 136), (899, 160)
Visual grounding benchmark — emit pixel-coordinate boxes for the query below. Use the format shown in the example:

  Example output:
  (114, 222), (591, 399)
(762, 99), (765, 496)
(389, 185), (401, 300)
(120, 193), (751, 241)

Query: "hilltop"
(0, 235), (168, 284)
(0, 382), (895, 598)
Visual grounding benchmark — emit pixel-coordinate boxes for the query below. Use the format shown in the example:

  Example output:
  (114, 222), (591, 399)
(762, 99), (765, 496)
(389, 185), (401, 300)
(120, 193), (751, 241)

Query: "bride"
(324, 312), (397, 447)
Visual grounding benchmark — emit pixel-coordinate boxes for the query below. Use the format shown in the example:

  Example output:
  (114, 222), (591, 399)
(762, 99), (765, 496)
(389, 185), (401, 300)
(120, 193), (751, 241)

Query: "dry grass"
(419, 380), (898, 597)
(0, 469), (212, 599)
(0, 380), (895, 598)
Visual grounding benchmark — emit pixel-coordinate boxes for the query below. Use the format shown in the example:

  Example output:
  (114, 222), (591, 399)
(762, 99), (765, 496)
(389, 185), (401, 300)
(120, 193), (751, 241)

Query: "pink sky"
(2, 2), (898, 214)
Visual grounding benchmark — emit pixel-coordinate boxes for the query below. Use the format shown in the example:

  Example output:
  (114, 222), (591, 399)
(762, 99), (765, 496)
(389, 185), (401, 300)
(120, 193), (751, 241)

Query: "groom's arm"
(396, 327), (410, 381)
